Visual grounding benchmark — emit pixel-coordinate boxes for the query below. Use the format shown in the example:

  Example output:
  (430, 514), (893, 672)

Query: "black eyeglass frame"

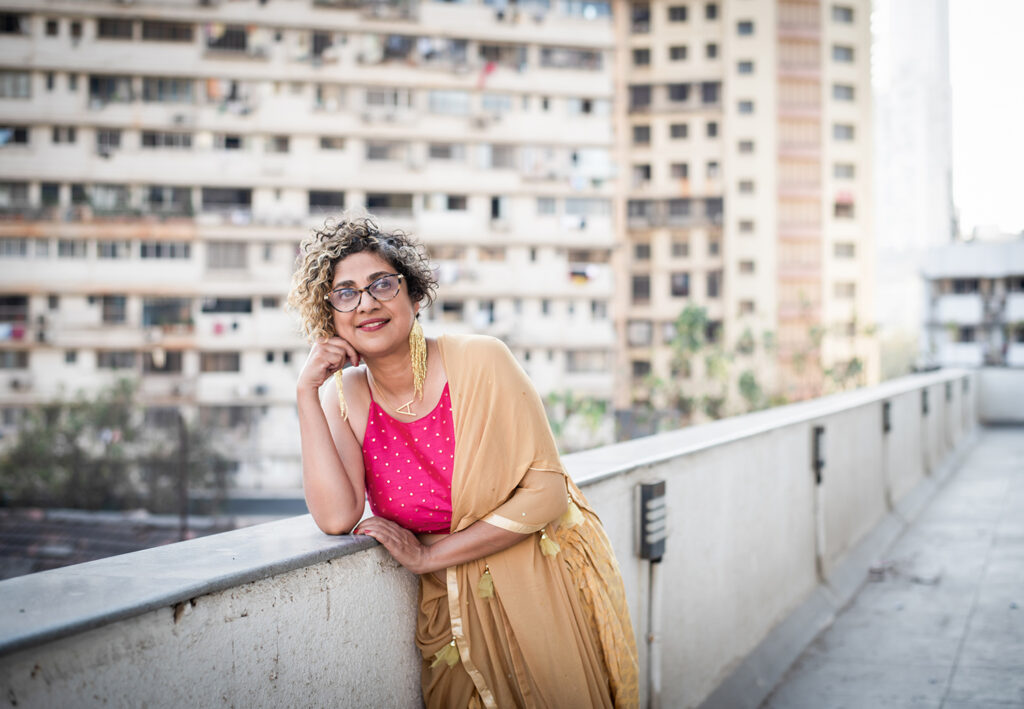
(323, 273), (405, 313)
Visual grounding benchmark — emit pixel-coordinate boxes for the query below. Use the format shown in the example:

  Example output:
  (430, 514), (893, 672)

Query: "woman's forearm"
(420, 520), (530, 574)
(297, 387), (362, 534)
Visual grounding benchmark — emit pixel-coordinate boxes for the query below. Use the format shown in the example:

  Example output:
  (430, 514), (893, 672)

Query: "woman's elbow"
(311, 508), (360, 536)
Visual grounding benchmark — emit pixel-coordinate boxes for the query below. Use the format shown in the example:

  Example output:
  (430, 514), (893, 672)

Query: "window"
(738, 180), (755, 194)
(739, 219), (755, 234)
(428, 142), (464, 160)
(632, 164), (652, 187)
(201, 298), (251, 314)
(667, 83), (689, 103)
(739, 260), (755, 274)
(707, 270), (722, 297)
(101, 295), (127, 324)
(0, 182), (28, 208)
(739, 140), (755, 153)
(0, 126), (29, 146)
(701, 81), (720, 104)
(45, 18), (58, 36)
(567, 350), (609, 374)
(833, 45), (854, 62)
(98, 240), (131, 259)
(206, 24), (248, 52)
(952, 278), (979, 294)
(706, 43), (718, 59)
(143, 351), (183, 374)
(738, 100), (754, 114)
(705, 3), (718, 20)
(834, 163), (855, 178)
(954, 326), (976, 343)
(145, 186), (190, 215)
(631, 3), (651, 33)
(207, 242), (247, 270)
(630, 85), (652, 111)
(0, 238), (27, 258)
(70, 21), (81, 39)
(632, 275), (651, 304)
(668, 5), (688, 22)
(445, 195), (467, 211)
(834, 242), (856, 258)
(833, 84), (855, 101)
(200, 352), (241, 373)
(142, 77), (193, 103)
(834, 201), (855, 218)
(670, 122), (688, 139)
(88, 75), (133, 104)
(96, 129), (121, 152)
(142, 20), (194, 42)
(320, 136), (345, 151)
(214, 134), (243, 151)
(0, 71), (31, 99)
(737, 60), (754, 74)
(672, 238), (689, 257)
(140, 241), (191, 259)
(366, 193), (413, 216)
(670, 272), (690, 297)
(309, 190), (345, 213)
(670, 163), (689, 179)
(141, 130), (192, 149)
(634, 243), (651, 260)
(834, 282), (856, 298)
(537, 197), (556, 215)
(97, 351), (136, 370)
(627, 320), (653, 347)
(97, 18), (133, 40)
(706, 121), (718, 138)
(706, 161), (720, 179)
(669, 45), (688, 61)
(52, 126), (76, 144)
(202, 187), (251, 212)
(201, 297), (251, 313)
(737, 20), (754, 35)
(58, 239), (86, 259)
(366, 140), (405, 161)
(832, 5), (854, 23)
(631, 360), (651, 379)
(632, 48), (651, 66)
(632, 125), (651, 145)
(833, 124), (855, 141)
(266, 135), (290, 154)
(739, 300), (755, 315)
(539, 47), (603, 70)
(46, 72), (55, 92)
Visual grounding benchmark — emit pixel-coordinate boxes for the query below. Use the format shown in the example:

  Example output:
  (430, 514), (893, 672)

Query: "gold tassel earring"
(334, 370), (347, 420)
(409, 317), (427, 402)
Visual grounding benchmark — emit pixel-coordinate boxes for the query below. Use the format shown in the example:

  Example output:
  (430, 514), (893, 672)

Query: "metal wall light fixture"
(882, 401), (892, 434)
(812, 425), (826, 485)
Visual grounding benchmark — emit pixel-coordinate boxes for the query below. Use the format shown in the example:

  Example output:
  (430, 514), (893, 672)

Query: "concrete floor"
(763, 427), (1024, 709)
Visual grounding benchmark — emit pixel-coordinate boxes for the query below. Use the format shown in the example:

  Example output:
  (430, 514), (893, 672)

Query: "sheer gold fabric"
(414, 335), (638, 708)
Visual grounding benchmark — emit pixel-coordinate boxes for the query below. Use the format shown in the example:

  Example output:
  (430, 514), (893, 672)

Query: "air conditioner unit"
(8, 376), (31, 392)
(254, 384), (268, 396)
(471, 115), (490, 130)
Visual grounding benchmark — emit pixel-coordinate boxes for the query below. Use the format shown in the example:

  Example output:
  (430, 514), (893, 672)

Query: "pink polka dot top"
(362, 382), (455, 534)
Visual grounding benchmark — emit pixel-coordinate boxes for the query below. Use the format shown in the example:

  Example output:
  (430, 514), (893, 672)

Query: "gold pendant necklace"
(367, 370), (417, 417)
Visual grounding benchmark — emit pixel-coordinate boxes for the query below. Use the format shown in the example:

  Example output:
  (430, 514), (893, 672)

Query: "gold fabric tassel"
(477, 566), (494, 599)
(333, 370), (347, 420)
(431, 639), (460, 668)
(559, 498), (584, 529)
(409, 318), (427, 402)
(539, 530), (560, 557)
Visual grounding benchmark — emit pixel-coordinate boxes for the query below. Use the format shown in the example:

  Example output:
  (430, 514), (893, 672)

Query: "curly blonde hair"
(288, 213), (437, 343)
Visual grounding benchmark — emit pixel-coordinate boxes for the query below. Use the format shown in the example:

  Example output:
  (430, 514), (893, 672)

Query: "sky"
(948, 0), (1024, 236)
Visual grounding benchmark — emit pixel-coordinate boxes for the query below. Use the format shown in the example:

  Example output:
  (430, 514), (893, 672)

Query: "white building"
(0, 0), (617, 486)
(922, 236), (1024, 368)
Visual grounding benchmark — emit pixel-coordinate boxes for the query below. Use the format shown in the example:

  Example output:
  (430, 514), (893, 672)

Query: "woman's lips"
(357, 318), (389, 332)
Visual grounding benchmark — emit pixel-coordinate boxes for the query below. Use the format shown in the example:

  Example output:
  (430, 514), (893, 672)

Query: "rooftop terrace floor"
(762, 426), (1024, 709)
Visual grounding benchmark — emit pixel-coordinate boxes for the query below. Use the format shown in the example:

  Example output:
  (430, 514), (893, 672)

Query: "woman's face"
(329, 250), (418, 356)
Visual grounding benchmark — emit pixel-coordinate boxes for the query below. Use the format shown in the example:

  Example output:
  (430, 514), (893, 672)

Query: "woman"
(288, 214), (638, 708)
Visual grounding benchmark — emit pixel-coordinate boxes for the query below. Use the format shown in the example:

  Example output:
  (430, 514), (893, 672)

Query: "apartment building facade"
(0, 0), (617, 486)
(614, 0), (877, 417)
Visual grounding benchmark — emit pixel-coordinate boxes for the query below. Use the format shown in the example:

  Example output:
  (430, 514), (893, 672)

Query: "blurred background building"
(615, 0), (878, 427)
(0, 0), (617, 487)
(872, 0), (955, 378)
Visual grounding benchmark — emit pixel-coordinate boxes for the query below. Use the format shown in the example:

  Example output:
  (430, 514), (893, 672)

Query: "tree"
(0, 380), (227, 516)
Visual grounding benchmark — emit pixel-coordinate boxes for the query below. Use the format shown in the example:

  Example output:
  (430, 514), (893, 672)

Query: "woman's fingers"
(323, 337), (360, 368)
(355, 517), (428, 573)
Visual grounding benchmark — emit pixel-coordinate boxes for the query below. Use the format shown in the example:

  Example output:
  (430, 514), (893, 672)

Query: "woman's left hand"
(354, 516), (433, 575)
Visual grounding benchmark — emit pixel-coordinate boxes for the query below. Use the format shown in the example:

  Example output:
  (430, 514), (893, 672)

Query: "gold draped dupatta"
(419, 334), (638, 708)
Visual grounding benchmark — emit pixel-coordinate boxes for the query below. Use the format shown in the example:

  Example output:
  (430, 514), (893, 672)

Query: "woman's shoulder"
(439, 333), (514, 363)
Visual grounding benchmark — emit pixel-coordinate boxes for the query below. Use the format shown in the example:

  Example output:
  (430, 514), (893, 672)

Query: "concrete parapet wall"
(0, 369), (982, 708)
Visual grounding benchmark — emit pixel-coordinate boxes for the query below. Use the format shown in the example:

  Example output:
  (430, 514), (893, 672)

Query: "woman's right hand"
(297, 337), (361, 391)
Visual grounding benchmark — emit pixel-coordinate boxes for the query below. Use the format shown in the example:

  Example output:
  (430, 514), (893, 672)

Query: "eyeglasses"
(324, 273), (405, 313)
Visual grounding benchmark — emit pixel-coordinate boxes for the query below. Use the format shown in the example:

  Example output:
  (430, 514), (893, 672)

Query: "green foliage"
(0, 380), (227, 512)
(544, 390), (608, 452)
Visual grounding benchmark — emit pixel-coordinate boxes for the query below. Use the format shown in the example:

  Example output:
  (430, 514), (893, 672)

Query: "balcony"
(2, 369), (1022, 707)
